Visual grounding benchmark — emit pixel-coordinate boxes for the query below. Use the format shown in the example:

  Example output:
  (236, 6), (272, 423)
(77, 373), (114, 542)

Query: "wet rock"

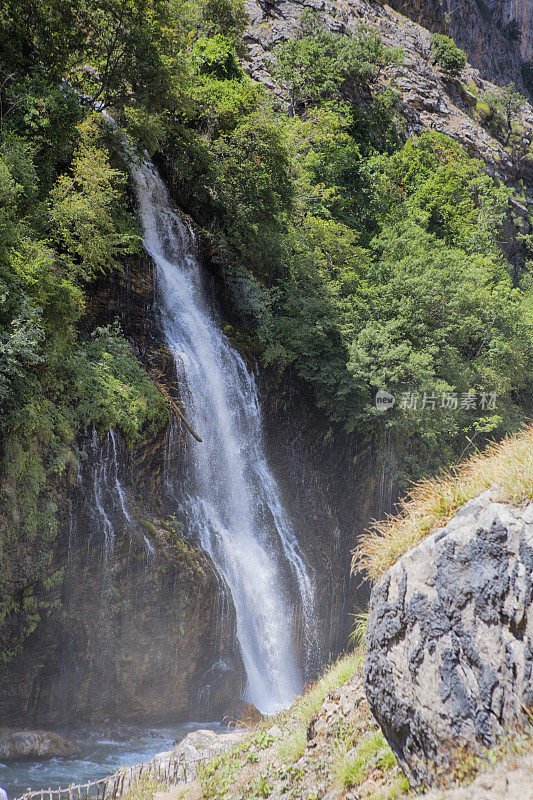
(365, 491), (533, 788)
(0, 425), (243, 727)
(0, 729), (79, 761)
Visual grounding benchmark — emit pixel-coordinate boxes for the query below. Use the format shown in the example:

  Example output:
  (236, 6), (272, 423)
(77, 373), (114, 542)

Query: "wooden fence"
(13, 751), (210, 800)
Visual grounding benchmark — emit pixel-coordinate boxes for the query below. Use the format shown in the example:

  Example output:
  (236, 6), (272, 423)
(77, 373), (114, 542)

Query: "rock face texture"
(243, 0), (533, 184)
(365, 491), (533, 788)
(506, 0), (533, 65)
(170, 729), (247, 779)
(388, 0), (526, 89)
(0, 730), (78, 761)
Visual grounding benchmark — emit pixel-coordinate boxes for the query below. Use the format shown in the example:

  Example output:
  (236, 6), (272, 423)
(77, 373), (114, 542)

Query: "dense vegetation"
(430, 33), (467, 75)
(1, 0), (533, 658)
(155, 5), (532, 484)
(0, 0), (174, 660)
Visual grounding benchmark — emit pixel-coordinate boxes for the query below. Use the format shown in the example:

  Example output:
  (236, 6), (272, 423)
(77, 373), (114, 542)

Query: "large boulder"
(365, 490), (533, 788)
(0, 729), (78, 761)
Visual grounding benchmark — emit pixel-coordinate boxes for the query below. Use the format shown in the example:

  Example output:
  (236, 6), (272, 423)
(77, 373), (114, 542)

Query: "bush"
(193, 34), (242, 80)
(430, 34), (467, 76)
(76, 323), (168, 442)
(274, 11), (401, 112)
(479, 83), (525, 145)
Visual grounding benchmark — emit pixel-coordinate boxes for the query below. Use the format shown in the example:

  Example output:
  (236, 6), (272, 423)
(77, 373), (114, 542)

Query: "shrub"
(193, 34), (242, 80)
(475, 100), (491, 119)
(274, 10), (401, 112)
(480, 83), (525, 144)
(430, 34), (467, 76)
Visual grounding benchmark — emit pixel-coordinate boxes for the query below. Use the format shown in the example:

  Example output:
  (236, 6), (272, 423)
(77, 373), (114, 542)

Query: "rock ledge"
(0, 729), (79, 762)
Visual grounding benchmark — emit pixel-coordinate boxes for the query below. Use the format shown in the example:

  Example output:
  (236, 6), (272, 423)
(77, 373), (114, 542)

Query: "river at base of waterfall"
(0, 722), (223, 798)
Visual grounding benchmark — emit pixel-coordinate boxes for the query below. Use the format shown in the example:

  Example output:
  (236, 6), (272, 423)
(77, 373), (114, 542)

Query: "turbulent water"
(130, 157), (316, 714)
(0, 724), (222, 798)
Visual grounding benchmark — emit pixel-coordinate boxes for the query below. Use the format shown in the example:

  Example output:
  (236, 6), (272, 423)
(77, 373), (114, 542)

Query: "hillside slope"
(243, 0), (533, 183)
(172, 651), (532, 800)
(171, 429), (533, 798)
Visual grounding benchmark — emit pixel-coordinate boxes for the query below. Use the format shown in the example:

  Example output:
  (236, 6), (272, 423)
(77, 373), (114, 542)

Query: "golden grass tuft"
(354, 424), (533, 581)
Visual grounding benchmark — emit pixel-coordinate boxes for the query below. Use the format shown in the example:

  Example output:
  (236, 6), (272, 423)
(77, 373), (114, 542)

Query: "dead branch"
(151, 373), (202, 443)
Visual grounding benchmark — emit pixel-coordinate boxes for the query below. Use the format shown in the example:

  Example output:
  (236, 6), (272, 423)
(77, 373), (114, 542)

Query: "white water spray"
(130, 156), (315, 713)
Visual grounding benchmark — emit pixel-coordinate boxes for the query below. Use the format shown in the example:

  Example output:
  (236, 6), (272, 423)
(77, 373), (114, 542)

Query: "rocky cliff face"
(365, 490), (533, 788)
(243, 0), (533, 187)
(0, 439), (243, 726)
(0, 255), (243, 726)
(388, 0), (527, 88)
(0, 206), (378, 724)
(506, 0), (533, 65)
(259, 369), (388, 660)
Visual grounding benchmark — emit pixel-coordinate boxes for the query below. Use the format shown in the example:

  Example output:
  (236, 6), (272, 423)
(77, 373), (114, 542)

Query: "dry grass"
(355, 424), (533, 581)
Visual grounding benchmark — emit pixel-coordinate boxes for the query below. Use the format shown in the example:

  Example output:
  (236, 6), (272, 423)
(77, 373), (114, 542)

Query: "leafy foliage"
(145, 9), (533, 487)
(430, 33), (467, 75)
(77, 323), (168, 440)
(479, 83), (527, 146)
(0, 0), (178, 660)
(274, 10), (401, 113)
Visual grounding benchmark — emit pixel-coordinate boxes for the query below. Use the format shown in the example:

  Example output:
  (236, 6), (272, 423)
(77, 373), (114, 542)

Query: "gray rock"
(242, 0), (533, 185)
(170, 729), (246, 780)
(364, 492), (533, 788)
(0, 729), (79, 761)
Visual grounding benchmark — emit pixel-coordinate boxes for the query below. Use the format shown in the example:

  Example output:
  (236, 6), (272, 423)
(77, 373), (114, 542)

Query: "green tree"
(480, 83), (526, 145)
(49, 115), (139, 280)
(212, 112), (294, 278)
(274, 11), (401, 114)
(430, 34), (467, 76)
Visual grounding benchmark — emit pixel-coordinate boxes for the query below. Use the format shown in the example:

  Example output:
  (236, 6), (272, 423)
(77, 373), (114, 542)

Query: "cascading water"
(130, 156), (316, 714)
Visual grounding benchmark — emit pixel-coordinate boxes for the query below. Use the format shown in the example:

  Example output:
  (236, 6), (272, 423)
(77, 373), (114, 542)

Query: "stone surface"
(171, 729), (247, 779)
(242, 0), (533, 185)
(388, 0), (527, 90)
(421, 740), (533, 800)
(222, 700), (264, 727)
(0, 729), (78, 761)
(365, 491), (533, 788)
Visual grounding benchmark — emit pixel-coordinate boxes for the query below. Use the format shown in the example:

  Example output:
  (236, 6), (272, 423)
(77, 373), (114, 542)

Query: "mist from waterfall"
(130, 155), (316, 714)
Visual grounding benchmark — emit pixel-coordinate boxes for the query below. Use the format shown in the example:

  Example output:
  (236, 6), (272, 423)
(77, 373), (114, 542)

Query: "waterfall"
(130, 156), (316, 714)
(79, 428), (155, 566)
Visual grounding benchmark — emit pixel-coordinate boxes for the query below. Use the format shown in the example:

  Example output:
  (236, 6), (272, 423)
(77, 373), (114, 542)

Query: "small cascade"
(57, 427), (159, 722)
(130, 156), (318, 713)
(80, 428), (156, 567)
(83, 429), (138, 560)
